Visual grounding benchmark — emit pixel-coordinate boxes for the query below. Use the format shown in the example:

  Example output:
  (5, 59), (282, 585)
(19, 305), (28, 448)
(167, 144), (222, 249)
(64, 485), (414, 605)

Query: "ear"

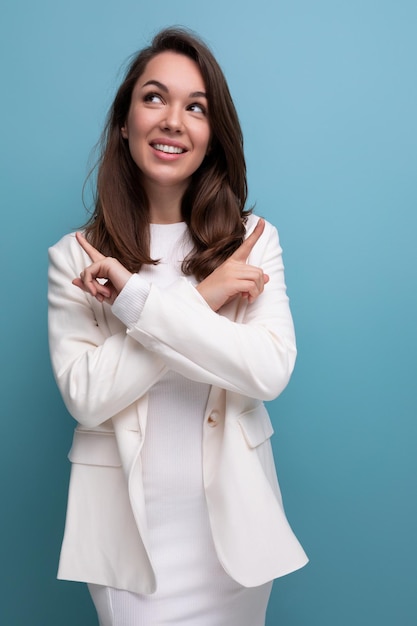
(121, 125), (128, 139)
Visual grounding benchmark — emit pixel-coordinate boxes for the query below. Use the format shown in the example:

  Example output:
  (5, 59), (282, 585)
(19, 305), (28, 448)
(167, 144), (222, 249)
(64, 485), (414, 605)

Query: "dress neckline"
(149, 222), (188, 235)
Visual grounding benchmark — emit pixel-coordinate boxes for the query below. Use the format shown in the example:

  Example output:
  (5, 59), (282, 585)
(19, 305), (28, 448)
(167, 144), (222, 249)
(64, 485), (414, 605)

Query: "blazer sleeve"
(48, 234), (167, 428)
(125, 219), (297, 401)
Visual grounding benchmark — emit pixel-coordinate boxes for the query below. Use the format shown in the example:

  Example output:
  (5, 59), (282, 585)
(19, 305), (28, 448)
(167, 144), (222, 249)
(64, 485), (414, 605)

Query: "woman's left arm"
(125, 220), (296, 401)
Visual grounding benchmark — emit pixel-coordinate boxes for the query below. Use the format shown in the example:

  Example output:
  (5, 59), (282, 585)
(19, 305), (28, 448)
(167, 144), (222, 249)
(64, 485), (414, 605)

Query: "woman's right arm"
(48, 235), (167, 428)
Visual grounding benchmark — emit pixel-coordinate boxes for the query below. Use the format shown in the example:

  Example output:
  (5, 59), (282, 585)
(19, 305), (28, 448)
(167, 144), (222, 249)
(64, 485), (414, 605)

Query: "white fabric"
(88, 581), (272, 626)
(112, 221), (191, 326)
(48, 214), (308, 594)
(88, 223), (272, 624)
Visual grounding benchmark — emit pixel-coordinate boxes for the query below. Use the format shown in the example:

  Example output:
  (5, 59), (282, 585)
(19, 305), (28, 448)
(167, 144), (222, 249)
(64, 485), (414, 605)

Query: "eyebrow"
(142, 80), (207, 99)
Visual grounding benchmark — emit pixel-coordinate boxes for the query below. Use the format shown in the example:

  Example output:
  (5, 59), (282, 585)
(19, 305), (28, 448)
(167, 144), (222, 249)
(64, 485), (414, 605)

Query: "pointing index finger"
(75, 231), (105, 262)
(233, 218), (265, 261)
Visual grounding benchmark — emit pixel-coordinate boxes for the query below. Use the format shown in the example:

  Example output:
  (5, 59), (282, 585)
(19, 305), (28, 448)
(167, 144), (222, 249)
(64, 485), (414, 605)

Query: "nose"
(161, 105), (184, 133)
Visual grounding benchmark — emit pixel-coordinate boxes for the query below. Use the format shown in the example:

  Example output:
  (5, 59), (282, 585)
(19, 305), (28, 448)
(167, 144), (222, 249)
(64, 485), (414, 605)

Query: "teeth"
(153, 143), (185, 154)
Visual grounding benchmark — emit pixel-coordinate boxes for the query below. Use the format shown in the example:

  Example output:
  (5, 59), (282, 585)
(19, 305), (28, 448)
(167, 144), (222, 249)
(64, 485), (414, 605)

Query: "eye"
(144, 92), (163, 104)
(188, 102), (207, 115)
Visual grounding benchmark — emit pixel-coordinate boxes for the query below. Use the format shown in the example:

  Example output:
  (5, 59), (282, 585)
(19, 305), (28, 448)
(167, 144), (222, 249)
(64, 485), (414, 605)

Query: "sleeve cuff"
(111, 274), (151, 328)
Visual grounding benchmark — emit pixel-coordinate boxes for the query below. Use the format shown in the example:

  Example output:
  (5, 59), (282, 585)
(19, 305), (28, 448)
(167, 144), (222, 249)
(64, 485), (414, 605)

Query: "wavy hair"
(83, 27), (251, 280)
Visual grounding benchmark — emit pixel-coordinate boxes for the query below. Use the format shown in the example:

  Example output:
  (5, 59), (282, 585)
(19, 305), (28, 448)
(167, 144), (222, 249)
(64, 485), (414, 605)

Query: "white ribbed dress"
(88, 223), (272, 626)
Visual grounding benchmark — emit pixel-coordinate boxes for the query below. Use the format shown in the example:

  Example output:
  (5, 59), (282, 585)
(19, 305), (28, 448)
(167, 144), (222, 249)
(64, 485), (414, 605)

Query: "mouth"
(151, 143), (187, 155)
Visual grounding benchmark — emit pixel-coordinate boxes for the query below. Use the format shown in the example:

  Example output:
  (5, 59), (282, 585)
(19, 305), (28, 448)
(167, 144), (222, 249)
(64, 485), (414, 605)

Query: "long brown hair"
(84, 27), (251, 280)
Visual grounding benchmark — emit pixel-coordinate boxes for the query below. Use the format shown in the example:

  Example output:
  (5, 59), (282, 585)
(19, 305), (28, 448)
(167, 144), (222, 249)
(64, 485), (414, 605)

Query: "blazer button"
(207, 414), (218, 427)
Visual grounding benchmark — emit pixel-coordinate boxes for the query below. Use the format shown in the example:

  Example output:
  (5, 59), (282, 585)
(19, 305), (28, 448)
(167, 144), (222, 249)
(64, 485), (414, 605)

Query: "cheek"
(196, 125), (211, 153)
(125, 108), (154, 140)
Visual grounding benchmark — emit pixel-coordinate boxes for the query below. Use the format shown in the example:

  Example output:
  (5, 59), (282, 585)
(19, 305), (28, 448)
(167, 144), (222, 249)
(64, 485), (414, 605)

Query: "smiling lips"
(152, 142), (187, 154)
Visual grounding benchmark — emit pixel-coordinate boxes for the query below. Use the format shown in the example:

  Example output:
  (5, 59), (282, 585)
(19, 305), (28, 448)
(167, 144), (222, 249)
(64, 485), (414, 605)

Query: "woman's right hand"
(72, 232), (132, 304)
(196, 218), (269, 311)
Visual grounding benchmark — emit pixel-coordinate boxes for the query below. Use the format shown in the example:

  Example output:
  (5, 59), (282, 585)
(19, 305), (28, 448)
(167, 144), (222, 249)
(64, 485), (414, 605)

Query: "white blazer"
(48, 214), (308, 595)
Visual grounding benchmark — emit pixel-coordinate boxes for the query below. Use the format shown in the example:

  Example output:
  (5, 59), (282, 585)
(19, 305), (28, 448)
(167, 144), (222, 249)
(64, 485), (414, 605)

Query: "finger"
(232, 218), (265, 262)
(73, 273), (99, 296)
(75, 231), (105, 263)
(72, 277), (89, 292)
(244, 272), (269, 303)
(72, 277), (112, 299)
(72, 278), (109, 303)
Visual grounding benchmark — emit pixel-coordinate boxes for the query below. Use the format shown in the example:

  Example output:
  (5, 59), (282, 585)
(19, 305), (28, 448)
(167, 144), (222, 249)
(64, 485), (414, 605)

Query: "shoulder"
(49, 232), (77, 252)
(245, 213), (282, 258)
(48, 232), (88, 272)
(245, 213), (278, 240)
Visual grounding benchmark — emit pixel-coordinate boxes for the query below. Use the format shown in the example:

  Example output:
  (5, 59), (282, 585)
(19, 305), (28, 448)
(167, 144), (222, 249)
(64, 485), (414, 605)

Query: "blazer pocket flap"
(68, 429), (122, 467)
(238, 405), (274, 448)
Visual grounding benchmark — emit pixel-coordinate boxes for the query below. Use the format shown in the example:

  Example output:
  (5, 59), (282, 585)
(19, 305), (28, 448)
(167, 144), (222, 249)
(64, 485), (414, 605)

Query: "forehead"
(137, 51), (206, 92)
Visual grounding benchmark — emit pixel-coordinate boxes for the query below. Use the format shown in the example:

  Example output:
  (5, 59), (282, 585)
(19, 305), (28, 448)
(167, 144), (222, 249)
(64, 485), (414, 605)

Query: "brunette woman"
(48, 27), (307, 626)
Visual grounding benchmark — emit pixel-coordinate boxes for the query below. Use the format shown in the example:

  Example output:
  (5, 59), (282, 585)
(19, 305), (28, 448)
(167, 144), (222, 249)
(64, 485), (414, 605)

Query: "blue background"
(1, 1), (416, 624)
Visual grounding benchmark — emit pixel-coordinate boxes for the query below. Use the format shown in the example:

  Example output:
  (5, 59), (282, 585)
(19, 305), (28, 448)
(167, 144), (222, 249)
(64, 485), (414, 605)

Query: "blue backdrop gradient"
(1, 1), (416, 624)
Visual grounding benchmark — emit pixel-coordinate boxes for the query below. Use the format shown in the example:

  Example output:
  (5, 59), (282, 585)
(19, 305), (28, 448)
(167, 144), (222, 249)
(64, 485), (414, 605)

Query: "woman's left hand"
(72, 232), (132, 304)
(196, 218), (269, 311)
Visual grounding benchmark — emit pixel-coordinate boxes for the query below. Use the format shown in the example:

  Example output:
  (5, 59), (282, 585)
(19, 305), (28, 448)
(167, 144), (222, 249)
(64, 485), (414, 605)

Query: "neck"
(145, 180), (187, 224)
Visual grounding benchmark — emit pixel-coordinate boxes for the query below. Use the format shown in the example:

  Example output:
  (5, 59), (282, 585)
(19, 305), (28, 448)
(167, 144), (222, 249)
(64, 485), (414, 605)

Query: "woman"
(48, 27), (307, 626)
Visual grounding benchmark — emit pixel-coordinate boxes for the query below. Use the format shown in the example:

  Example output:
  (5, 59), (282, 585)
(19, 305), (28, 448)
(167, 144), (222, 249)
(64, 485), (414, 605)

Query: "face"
(121, 51), (211, 195)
